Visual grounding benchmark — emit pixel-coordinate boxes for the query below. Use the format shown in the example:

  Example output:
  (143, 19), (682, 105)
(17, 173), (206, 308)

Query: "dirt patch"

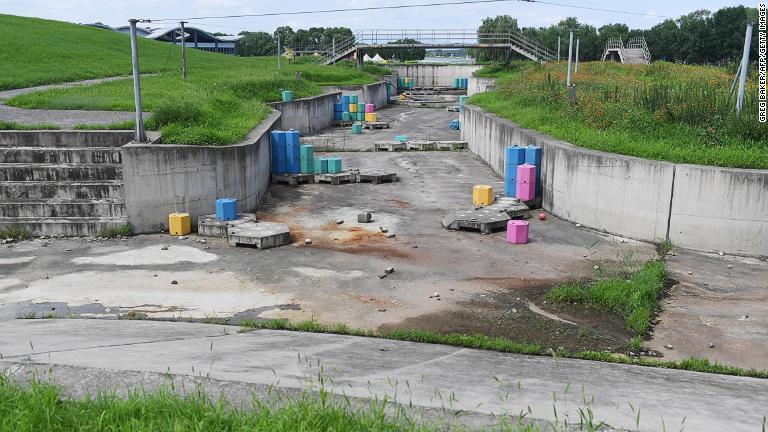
(380, 282), (635, 353)
(384, 198), (411, 209)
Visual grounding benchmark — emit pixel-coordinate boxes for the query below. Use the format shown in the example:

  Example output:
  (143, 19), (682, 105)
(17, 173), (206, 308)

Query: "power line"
(145, 0), (668, 23)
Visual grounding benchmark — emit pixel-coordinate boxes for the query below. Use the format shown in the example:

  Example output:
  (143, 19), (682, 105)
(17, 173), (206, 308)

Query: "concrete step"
(0, 163), (122, 181)
(0, 216), (128, 237)
(0, 180), (124, 200)
(0, 131), (134, 148)
(0, 147), (122, 164)
(0, 199), (125, 218)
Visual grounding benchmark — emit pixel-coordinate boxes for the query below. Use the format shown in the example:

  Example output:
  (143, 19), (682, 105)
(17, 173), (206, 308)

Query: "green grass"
(0, 376), (442, 432)
(0, 226), (31, 240)
(240, 318), (768, 379)
(0, 120), (59, 130)
(98, 224), (133, 238)
(546, 260), (666, 335)
(1, 15), (388, 145)
(471, 61), (768, 169)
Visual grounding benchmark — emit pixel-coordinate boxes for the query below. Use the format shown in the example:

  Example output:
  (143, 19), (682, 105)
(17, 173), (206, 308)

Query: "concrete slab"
(198, 213), (256, 238)
(227, 221), (291, 249)
(646, 249), (768, 369)
(1, 319), (767, 432)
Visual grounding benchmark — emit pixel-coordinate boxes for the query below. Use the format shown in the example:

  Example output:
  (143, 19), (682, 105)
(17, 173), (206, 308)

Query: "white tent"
(363, 53), (373, 62)
(371, 53), (385, 63)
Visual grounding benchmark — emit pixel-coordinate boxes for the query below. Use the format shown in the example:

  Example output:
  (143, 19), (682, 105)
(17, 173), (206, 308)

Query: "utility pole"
(566, 31), (574, 86)
(575, 38), (580, 74)
(332, 37), (336, 65)
(128, 19), (146, 142)
(557, 36), (560, 61)
(736, 22), (753, 115)
(180, 21), (187, 80)
(277, 33), (281, 71)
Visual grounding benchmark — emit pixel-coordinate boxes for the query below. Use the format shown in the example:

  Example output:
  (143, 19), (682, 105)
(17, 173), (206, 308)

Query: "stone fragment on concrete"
(358, 212), (372, 223)
(304, 239), (312, 245)
(385, 233), (396, 238)
(384, 267), (395, 274)
(336, 219), (344, 225)
(161, 245), (168, 250)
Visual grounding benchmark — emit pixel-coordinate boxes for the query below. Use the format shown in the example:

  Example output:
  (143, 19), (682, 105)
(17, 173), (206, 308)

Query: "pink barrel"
(515, 164), (537, 201)
(506, 220), (529, 244)
(365, 103), (375, 113)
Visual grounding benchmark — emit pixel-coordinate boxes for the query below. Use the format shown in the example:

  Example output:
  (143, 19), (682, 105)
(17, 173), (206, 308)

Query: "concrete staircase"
(0, 131), (133, 236)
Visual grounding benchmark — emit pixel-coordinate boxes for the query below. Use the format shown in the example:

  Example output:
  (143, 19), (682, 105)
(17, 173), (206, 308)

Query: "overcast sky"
(1, 0), (751, 33)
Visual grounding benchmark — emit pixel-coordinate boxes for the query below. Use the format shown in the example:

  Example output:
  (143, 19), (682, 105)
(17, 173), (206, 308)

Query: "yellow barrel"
(168, 212), (191, 236)
(472, 185), (494, 206)
(349, 103), (358, 113)
(365, 112), (377, 122)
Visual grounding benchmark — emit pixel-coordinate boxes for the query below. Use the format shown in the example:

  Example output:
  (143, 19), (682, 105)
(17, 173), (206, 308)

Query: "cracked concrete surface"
(1, 319), (767, 432)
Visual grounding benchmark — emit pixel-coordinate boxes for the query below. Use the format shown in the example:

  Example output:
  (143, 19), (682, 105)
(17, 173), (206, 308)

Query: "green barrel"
(356, 112), (364, 121)
(357, 103), (365, 113)
(300, 144), (314, 174)
(314, 158), (328, 174)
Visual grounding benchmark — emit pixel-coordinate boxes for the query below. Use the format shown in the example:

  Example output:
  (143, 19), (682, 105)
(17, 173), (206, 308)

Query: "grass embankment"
(470, 61), (768, 169)
(0, 377), (447, 432)
(239, 318), (768, 379)
(1, 15), (387, 145)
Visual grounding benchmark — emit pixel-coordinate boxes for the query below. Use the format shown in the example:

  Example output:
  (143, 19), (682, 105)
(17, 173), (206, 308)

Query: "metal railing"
(296, 29), (555, 65)
(602, 37), (625, 62)
(626, 37), (652, 63)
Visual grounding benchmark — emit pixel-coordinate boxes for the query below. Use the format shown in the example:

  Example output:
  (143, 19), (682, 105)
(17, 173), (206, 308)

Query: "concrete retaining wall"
(467, 76), (497, 97)
(322, 81), (390, 109)
(270, 92), (339, 135)
(385, 64), (483, 87)
(122, 111), (280, 234)
(461, 104), (768, 256)
(0, 130), (135, 147)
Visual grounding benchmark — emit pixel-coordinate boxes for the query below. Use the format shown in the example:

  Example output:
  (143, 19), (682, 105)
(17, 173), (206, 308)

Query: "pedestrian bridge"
(288, 29), (557, 65)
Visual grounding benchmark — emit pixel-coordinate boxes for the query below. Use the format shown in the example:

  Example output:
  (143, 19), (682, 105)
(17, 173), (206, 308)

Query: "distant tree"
(273, 26), (295, 47)
(212, 32), (232, 37)
(322, 27), (355, 47)
(237, 31), (276, 56)
(362, 38), (426, 62)
(475, 15), (520, 62)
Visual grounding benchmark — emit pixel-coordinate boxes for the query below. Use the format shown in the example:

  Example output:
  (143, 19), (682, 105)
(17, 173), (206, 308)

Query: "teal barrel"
(314, 158), (328, 174)
(327, 157), (343, 173)
(342, 112), (351, 122)
(300, 144), (314, 174)
(281, 90), (294, 102)
(352, 123), (363, 134)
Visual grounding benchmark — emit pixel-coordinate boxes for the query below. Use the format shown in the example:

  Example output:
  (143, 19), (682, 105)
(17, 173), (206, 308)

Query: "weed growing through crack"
(97, 224), (132, 238)
(0, 225), (31, 240)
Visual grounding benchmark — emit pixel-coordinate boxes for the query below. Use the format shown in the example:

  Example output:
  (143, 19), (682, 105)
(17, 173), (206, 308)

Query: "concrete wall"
(467, 76), (497, 97)
(385, 64), (483, 87)
(122, 111), (280, 234)
(270, 92), (339, 135)
(461, 104), (768, 256)
(322, 81), (390, 109)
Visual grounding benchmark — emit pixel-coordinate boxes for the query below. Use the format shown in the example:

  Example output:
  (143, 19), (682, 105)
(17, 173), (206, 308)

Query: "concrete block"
(472, 185), (493, 206)
(168, 213), (191, 236)
(516, 183), (535, 201)
(517, 164), (536, 184)
(505, 146), (526, 166)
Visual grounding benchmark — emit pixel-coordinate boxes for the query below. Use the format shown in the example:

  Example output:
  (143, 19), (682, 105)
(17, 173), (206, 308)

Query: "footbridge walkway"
(288, 29), (557, 65)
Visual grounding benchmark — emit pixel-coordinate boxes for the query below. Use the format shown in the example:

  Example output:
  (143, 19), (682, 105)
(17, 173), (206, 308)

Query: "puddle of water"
(0, 256), (36, 265)
(526, 301), (577, 325)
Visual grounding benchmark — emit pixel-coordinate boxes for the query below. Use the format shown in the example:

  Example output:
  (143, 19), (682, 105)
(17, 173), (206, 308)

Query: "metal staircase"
(602, 37), (651, 65)
(282, 29), (556, 65)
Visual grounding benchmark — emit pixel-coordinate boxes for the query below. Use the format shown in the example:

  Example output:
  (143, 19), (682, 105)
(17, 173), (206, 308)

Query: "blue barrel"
(285, 130), (301, 174)
(215, 198), (238, 221)
(270, 130), (287, 174)
(341, 95), (350, 106)
(334, 103), (343, 112)
(334, 111), (342, 120)
(281, 90), (294, 102)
